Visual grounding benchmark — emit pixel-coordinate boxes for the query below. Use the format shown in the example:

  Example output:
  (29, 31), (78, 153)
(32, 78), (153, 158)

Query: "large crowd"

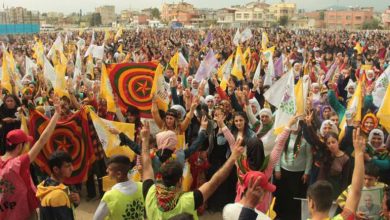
(0, 27), (390, 220)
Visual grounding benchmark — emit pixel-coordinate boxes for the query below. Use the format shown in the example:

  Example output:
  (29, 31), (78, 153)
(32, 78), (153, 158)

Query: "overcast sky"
(1, 0), (388, 14)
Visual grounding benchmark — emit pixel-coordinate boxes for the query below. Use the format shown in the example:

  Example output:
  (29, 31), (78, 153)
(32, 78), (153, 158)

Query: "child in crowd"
(36, 151), (80, 220)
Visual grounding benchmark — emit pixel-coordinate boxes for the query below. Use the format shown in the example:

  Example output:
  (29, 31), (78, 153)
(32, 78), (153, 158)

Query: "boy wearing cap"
(222, 171), (274, 220)
(0, 98), (60, 220)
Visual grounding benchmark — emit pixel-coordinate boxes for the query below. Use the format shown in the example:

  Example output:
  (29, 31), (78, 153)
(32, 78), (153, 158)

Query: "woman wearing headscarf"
(360, 112), (379, 137)
(244, 95), (274, 139)
(365, 128), (390, 184)
(0, 94), (21, 155)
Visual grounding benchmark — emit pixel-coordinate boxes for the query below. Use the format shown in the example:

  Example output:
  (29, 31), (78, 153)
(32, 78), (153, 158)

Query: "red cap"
(6, 129), (34, 146)
(242, 171), (276, 193)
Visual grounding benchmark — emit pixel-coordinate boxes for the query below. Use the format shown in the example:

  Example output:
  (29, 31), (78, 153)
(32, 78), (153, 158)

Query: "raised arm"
(179, 96), (198, 132)
(184, 117), (208, 158)
(28, 97), (61, 162)
(263, 115), (300, 179)
(141, 122), (154, 181)
(198, 138), (244, 202)
(344, 128), (365, 213)
(151, 97), (164, 129)
(108, 128), (142, 155)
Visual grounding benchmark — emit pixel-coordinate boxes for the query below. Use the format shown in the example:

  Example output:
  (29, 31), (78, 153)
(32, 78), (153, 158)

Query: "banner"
(106, 62), (158, 118)
(29, 108), (96, 184)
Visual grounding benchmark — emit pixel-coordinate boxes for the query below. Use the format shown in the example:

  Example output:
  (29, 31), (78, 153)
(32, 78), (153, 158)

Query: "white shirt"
(223, 203), (271, 220)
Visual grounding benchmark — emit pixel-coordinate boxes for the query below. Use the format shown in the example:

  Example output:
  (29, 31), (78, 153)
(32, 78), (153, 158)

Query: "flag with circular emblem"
(29, 107), (96, 185)
(106, 62), (158, 118)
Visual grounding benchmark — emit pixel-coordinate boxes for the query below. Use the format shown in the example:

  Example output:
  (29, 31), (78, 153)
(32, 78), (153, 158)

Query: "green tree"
(151, 8), (160, 19)
(319, 11), (325, 20)
(362, 18), (381, 30)
(90, 12), (102, 26)
(279, 16), (289, 26)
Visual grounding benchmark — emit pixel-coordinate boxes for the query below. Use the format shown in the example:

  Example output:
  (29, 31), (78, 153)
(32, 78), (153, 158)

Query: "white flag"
(240, 28), (253, 43)
(233, 29), (241, 46)
(252, 60), (261, 85)
(93, 44), (105, 60)
(272, 71), (296, 133)
(373, 65), (390, 107)
(194, 49), (218, 82)
(263, 71), (290, 107)
(178, 52), (188, 68)
(264, 56), (274, 87)
(23, 56), (36, 83)
(76, 38), (86, 50)
(43, 56), (57, 86)
(47, 35), (63, 58)
(73, 48), (82, 83)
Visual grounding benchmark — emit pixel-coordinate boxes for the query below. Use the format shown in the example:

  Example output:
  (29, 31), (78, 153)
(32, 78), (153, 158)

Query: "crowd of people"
(0, 27), (390, 220)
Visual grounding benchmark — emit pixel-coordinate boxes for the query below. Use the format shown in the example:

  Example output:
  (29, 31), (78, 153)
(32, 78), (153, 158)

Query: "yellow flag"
(217, 54), (233, 90)
(54, 63), (69, 98)
(1, 52), (13, 93)
(262, 32), (269, 50)
(33, 40), (44, 67)
(104, 29), (111, 42)
(150, 64), (169, 111)
(232, 46), (244, 80)
(339, 77), (364, 141)
(115, 27), (123, 42)
(294, 78), (305, 115)
(117, 44), (123, 54)
(86, 55), (94, 79)
(89, 110), (136, 160)
(100, 64), (116, 113)
(20, 112), (30, 153)
(169, 52), (179, 75)
(354, 42), (363, 55)
(377, 83), (390, 132)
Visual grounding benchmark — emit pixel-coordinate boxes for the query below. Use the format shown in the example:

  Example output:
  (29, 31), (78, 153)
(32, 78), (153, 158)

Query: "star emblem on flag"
(55, 136), (72, 151)
(136, 80), (151, 96)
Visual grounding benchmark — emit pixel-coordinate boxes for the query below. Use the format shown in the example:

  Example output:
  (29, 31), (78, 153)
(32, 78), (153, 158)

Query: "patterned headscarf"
(361, 113), (379, 134)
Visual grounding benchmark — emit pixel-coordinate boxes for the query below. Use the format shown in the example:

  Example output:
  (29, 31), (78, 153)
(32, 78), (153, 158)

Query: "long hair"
(322, 132), (339, 176)
(231, 111), (250, 137)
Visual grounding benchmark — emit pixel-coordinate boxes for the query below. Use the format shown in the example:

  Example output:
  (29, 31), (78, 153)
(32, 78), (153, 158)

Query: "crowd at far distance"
(0, 27), (390, 220)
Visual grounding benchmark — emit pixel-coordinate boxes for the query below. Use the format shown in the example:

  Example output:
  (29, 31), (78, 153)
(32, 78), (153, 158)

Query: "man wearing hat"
(0, 97), (61, 220)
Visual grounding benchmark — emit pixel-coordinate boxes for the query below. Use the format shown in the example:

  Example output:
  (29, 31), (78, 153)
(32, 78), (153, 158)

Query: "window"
(244, 13), (249, 19)
(355, 16), (361, 20)
(346, 16), (351, 20)
(253, 14), (257, 19)
(258, 13), (263, 19)
(236, 13), (242, 19)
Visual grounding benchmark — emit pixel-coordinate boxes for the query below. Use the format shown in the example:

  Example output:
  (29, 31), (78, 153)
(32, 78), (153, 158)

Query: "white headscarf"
(171, 105), (186, 120)
(258, 108), (272, 118)
(320, 120), (339, 137)
(249, 98), (261, 118)
(368, 128), (384, 148)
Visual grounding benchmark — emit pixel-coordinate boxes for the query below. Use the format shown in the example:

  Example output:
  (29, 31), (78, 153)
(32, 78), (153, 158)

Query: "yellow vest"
(145, 185), (198, 220)
(102, 182), (144, 220)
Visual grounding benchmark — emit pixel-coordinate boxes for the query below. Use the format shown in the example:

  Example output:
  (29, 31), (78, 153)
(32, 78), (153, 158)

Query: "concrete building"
(0, 7), (40, 24)
(382, 6), (390, 29)
(95, 5), (116, 26)
(216, 8), (236, 24)
(270, 2), (296, 21)
(120, 10), (133, 24)
(191, 8), (217, 27)
(233, 1), (274, 27)
(324, 7), (374, 29)
(161, 2), (196, 24)
(133, 14), (149, 25)
(304, 11), (325, 28)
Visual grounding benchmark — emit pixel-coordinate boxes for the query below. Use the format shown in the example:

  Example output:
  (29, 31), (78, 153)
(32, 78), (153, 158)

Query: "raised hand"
(200, 116), (208, 130)
(287, 114), (303, 128)
(108, 127), (120, 135)
(214, 112), (226, 128)
(352, 128), (366, 154)
(141, 122), (150, 140)
(52, 95), (61, 114)
(305, 110), (314, 126)
(242, 176), (264, 209)
(231, 137), (244, 160)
